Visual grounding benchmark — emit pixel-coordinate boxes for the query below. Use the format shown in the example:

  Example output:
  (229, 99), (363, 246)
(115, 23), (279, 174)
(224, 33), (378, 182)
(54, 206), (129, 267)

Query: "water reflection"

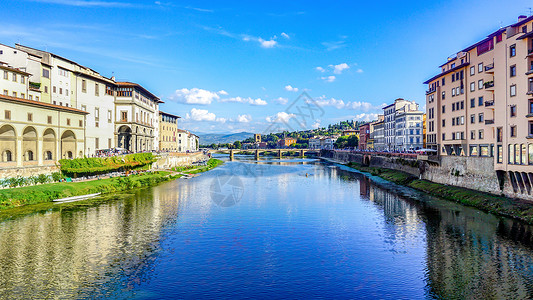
(0, 159), (531, 299)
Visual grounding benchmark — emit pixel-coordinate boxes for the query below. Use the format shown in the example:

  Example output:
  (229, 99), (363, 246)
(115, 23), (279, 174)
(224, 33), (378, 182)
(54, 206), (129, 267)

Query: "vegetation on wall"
(59, 153), (156, 177)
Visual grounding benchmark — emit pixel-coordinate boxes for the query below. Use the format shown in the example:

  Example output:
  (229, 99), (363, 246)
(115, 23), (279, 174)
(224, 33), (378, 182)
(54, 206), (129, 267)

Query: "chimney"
(519, 15), (527, 22)
(111, 76), (115, 81)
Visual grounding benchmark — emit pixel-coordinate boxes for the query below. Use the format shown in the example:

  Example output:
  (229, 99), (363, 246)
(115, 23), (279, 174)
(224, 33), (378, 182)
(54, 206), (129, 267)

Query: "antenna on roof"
(529, 7), (532, 16)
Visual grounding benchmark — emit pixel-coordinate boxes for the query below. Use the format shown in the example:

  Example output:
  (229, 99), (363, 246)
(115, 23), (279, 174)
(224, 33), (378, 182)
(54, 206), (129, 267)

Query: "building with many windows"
(383, 98), (422, 151)
(424, 15), (533, 195)
(159, 111), (180, 152)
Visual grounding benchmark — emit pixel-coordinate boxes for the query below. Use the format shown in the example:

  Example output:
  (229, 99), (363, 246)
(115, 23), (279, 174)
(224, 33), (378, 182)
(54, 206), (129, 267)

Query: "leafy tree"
(233, 140), (242, 149)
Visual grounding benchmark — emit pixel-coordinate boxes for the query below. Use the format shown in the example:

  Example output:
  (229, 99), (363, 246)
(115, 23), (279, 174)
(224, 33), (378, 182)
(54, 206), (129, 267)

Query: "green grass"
(59, 153), (156, 177)
(345, 162), (533, 224)
(0, 171), (175, 210)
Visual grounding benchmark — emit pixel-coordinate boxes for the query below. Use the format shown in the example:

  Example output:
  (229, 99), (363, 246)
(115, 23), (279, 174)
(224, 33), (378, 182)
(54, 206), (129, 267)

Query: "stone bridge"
(212, 149), (319, 160)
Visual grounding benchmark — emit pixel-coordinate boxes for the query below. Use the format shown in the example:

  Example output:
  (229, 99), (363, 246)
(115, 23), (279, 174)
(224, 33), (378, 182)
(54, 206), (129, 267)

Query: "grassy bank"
(0, 158), (224, 211)
(345, 162), (533, 224)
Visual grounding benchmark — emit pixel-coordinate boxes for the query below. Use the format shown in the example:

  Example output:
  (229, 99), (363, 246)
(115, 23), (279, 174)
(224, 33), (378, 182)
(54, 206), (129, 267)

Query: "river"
(0, 157), (532, 299)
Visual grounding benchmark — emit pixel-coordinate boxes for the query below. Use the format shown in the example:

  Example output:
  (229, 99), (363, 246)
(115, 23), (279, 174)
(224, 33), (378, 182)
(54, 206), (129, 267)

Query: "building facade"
(383, 98), (422, 151)
(424, 15), (533, 196)
(115, 82), (162, 153)
(159, 111), (180, 152)
(358, 123), (371, 150)
(309, 136), (337, 150)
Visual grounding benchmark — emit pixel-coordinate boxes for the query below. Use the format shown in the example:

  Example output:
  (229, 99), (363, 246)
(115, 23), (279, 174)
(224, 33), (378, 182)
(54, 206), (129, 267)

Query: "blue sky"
(1, 0), (532, 134)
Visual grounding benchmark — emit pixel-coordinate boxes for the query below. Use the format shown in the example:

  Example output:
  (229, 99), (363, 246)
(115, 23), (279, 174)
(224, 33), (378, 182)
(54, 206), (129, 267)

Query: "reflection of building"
(158, 111), (180, 152)
(115, 82), (162, 152)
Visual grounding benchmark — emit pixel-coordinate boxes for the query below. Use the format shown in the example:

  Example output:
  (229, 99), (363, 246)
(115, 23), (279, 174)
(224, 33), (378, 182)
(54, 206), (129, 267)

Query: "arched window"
(3, 150), (12, 162)
(26, 150), (34, 161)
(44, 151), (53, 160)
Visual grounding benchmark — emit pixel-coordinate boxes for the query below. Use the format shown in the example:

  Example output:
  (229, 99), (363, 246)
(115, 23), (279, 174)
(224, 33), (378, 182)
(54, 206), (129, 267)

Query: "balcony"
(484, 80), (494, 90)
(426, 87), (437, 95)
(528, 48), (533, 57)
(485, 119), (495, 125)
(526, 113), (533, 118)
(484, 100), (494, 107)
(484, 63), (494, 73)
(29, 82), (41, 92)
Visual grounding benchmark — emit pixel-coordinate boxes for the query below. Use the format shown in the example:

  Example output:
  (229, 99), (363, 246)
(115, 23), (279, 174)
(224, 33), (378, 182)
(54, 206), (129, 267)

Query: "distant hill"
(198, 132), (254, 145)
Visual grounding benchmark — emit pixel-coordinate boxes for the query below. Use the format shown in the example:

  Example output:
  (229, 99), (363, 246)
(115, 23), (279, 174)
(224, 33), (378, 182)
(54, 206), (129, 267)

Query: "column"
(16, 137), (22, 167)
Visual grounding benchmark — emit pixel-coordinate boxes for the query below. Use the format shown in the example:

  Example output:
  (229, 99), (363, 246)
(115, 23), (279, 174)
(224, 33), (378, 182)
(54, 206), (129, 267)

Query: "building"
(383, 98), (422, 151)
(424, 15), (533, 195)
(159, 111), (180, 152)
(177, 129), (199, 152)
(309, 136), (337, 150)
(423, 114), (427, 148)
(0, 65), (87, 170)
(12, 44), (117, 156)
(358, 123), (371, 150)
(254, 134), (261, 143)
(277, 137), (297, 148)
(371, 120), (385, 151)
(115, 82), (162, 152)
(342, 129), (359, 136)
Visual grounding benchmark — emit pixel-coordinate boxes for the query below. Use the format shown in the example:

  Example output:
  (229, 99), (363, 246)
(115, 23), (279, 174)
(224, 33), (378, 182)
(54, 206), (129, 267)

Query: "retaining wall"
(152, 152), (208, 170)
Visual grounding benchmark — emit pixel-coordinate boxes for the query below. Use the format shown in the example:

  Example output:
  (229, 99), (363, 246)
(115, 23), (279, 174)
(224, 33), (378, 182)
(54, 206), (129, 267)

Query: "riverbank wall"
(152, 152), (208, 170)
(322, 150), (530, 201)
(0, 165), (59, 180)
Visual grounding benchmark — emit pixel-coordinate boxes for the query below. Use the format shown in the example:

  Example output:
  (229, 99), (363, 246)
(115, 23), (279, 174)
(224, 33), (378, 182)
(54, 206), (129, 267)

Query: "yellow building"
(158, 111), (180, 152)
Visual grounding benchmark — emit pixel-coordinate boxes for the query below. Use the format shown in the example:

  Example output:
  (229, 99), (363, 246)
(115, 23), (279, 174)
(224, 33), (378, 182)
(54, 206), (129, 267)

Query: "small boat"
(53, 193), (101, 203)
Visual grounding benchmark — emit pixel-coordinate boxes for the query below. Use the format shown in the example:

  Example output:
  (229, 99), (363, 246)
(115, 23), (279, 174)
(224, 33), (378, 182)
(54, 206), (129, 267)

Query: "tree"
(233, 141), (242, 149)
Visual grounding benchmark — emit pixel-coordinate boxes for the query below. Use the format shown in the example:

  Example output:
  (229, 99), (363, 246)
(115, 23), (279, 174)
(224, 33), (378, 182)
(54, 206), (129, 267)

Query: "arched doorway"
(43, 128), (56, 162)
(118, 125), (132, 151)
(0, 125), (16, 164)
(22, 126), (38, 163)
(61, 130), (77, 159)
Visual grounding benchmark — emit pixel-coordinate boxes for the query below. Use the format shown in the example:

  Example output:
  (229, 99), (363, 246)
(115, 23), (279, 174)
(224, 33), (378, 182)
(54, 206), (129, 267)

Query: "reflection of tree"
(0, 187), (182, 298)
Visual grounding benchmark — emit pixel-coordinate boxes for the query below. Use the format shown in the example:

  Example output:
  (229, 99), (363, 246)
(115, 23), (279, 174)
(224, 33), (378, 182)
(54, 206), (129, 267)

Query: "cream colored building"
(159, 111), (180, 152)
(0, 64), (87, 169)
(177, 129), (199, 152)
(115, 82), (162, 152)
(425, 15), (533, 194)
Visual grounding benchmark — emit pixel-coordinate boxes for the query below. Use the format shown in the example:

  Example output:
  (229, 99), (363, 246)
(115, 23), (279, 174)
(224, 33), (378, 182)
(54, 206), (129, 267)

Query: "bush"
(59, 153), (157, 177)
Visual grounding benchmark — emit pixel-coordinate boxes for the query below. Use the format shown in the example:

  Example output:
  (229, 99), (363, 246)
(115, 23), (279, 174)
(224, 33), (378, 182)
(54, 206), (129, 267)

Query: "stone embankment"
(152, 152), (208, 170)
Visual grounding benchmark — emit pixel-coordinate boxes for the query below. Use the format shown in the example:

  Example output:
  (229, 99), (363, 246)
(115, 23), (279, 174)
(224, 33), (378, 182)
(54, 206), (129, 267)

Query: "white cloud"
(330, 63), (350, 74)
(313, 96), (380, 112)
(311, 120), (321, 129)
(258, 38), (277, 48)
(28, 0), (139, 8)
(356, 68), (363, 73)
(237, 114), (252, 123)
(218, 90), (228, 95)
(281, 32), (290, 39)
(315, 66), (325, 73)
(284, 85), (299, 92)
(266, 111), (295, 123)
(169, 88), (224, 105)
(321, 76), (336, 83)
(322, 40), (346, 51)
(354, 113), (379, 122)
(275, 97), (288, 105)
(186, 108), (217, 121)
(220, 96), (267, 106)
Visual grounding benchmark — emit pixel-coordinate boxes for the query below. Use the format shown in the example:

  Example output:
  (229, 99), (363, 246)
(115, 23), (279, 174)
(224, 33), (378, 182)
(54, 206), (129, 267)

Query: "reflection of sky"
(0, 158), (532, 298)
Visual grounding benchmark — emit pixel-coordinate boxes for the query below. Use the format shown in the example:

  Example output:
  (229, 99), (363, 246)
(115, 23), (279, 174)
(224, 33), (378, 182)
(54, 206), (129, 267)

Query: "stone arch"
(0, 125), (16, 163)
(22, 126), (38, 162)
(42, 128), (56, 161)
(61, 130), (77, 159)
(118, 125), (132, 151)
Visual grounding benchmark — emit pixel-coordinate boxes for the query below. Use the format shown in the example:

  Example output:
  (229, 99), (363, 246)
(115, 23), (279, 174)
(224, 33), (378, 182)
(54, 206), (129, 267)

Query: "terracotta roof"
(0, 94), (88, 115)
(116, 81), (163, 103)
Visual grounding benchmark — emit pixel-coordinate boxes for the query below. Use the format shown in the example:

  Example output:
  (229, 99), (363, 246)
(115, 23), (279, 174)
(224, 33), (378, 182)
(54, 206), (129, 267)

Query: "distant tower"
(254, 134), (261, 143)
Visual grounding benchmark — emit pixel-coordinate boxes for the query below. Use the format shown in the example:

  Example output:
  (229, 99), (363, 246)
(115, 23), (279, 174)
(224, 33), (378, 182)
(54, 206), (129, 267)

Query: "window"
(4, 110), (11, 120)
(2, 71), (7, 80)
(478, 63), (483, 73)
(452, 88), (455, 96)
(452, 103), (456, 111)
(460, 101), (464, 109)
(470, 82), (475, 92)
(27, 113), (32, 121)
(95, 138), (99, 149)
(108, 138), (112, 148)
(510, 85), (516, 97)
(530, 100), (533, 114)
(470, 66), (475, 75)
(479, 113), (484, 122)
(452, 118), (455, 126)
(510, 44), (516, 57)
(442, 133), (445, 140)
(28, 95), (32, 100)
(442, 119), (446, 127)
(442, 105), (445, 113)
(471, 114), (475, 124)
(470, 145), (478, 156)
(95, 121), (99, 128)
(95, 83), (99, 96)
(470, 98), (475, 108)
(121, 111), (128, 122)
(509, 144), (514, 164)
(510, 65), (516, 77)
(42, 69), (49, 78)
(81, 105), (87, 111)
(59, 87), (62, 95)
(523, 25), (528, 33)
(456, 87), (460, 95)
(44, 86), (48, 93)
(442, 91), (445, 100)
(108, 110), (112, 122)
(460, 116), (464, 124)
(67, 118), (71, 126)
(21, 93), (25, 99)
(530, 144), (533, 165)
(497, 127), (503, 142)
(530, 121), (533, 136)
(12, 92), (16, 98)
(82, 80), (87, 93)
(66, 89), (68, 96)
(36, 96), (39, 101)
(442, 78), (445, 86)
(95, 107), (99, 120)
(3, 90), (7, 95)
(12, 73), (16, 82)
(79, 120), (83, 127)
(478, 129), (484, 139)
(47, 116), (52, 124)
(478, 79), (484, 89)
(510, 105), (517, 117)
(478, 96), (483, 106)
(53, 86), (56, 93)
(471, 130), (476, 140)
(510, 125), (517, 137)
(21, 76), (25, 84)
(497, 145), (503, 163)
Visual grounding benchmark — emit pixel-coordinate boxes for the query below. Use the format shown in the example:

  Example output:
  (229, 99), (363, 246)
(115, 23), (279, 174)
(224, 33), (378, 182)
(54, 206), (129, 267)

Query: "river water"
(0, 157), (533, 299)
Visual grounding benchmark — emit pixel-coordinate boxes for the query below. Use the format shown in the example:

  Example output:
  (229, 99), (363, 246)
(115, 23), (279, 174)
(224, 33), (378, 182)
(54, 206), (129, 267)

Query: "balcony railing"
(484, 81), (494, 89)
(485, 119), (495, 125)
(529, 49), (533, 56)
(426, 87), (436, 94)
(29, 81), (41, 92)
(485, 100), (494, 107)
(484, 63), (494, 72)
